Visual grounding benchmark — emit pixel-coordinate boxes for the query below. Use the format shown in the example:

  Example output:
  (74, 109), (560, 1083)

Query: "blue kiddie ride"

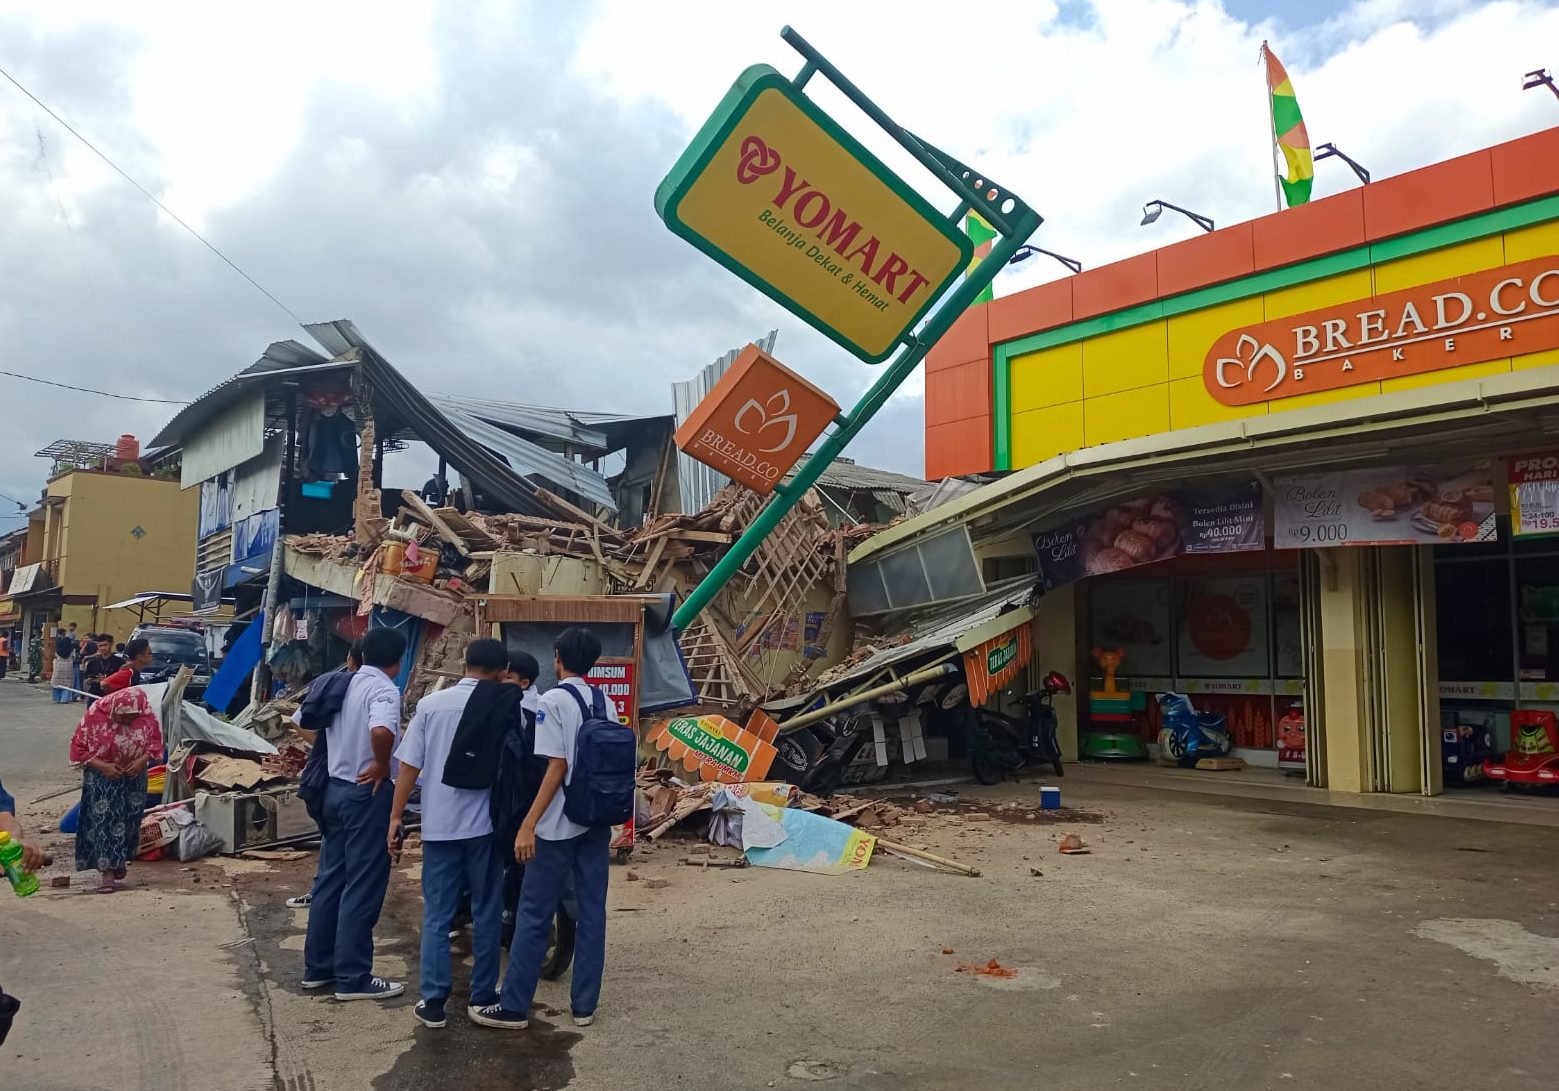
(1155, 692), (1233, 766)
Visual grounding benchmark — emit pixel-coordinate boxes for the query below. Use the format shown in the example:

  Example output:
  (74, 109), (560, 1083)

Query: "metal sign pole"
(672, 28), (1042, 631)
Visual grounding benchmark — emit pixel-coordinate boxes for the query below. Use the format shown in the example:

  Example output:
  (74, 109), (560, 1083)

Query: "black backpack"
(489, 706), (547, 844)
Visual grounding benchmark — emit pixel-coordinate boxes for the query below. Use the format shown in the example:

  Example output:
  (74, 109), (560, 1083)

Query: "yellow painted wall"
(1007, 220), (1559, 466)
(47, 471), (199, 639)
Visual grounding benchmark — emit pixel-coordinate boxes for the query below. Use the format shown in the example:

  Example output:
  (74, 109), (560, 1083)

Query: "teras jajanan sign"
(655, 64), (971, 364)
(1205, 256), (1559, 405)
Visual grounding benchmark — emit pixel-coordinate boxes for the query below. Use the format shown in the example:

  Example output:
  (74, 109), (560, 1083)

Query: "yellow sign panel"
(656, 65), (970, 363)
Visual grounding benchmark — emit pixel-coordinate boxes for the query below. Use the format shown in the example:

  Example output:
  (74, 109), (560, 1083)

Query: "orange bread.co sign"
(674, 343), (838, 494)
(655, 64), (971, 364)
(1205, 255), (1559, 406)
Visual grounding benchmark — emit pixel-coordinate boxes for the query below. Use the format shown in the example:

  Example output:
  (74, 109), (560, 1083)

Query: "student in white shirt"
(300, 627), (408, 1003)
(388, 638), (510, 1030)
(474, 628), (610, 1031)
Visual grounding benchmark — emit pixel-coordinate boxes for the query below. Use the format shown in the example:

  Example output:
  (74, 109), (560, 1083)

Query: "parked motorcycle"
(968, 671), (1070, 785)
(1155, 692), (1232, 765)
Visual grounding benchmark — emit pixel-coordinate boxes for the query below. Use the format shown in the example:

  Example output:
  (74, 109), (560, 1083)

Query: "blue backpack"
(561, 684), (637, 828)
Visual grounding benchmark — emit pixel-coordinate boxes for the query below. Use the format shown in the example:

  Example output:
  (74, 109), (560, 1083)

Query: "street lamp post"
(1523, 69), (1559, 101)
(1315, 142), (1371, 185)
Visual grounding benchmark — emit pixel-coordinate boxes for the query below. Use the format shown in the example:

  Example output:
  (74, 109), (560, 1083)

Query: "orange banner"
(962, 621), (1032, 707)
(1205, 255), (1559, 405)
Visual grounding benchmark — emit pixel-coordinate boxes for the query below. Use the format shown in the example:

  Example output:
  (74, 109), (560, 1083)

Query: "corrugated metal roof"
(437, 404), (618, 510)
(427, 394), (610, 449)
(151, 341), (349, 448)
(786, 454), (925, 494)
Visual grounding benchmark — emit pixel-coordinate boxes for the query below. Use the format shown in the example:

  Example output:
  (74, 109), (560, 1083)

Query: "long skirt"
(75, 767), (148, 873)
(51, 656), (74, 702)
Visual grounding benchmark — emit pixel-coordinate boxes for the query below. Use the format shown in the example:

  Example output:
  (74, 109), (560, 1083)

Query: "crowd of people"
(4, 618), (623, 1036)
(292, 626), (618, 1031)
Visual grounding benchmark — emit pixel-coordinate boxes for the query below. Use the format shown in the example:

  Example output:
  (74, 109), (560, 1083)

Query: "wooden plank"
(400, 490), (471, 557)
(666, 529), (734, 544)
(633, 535), (667, 590)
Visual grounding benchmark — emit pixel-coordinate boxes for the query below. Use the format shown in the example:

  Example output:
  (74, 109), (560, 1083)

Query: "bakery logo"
(732, 387), (799, 454)
(1205, 256), (1559, 406)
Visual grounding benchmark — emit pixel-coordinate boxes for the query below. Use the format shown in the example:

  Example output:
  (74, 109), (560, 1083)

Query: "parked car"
(130, 624), (214, 702)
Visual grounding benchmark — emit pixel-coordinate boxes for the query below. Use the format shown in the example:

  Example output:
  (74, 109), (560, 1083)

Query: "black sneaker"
(468, 1003), (528, 1030)
(286, 893), (313, 909)
(336, 977), (405, 1002)
(414, 999), (447, 1028)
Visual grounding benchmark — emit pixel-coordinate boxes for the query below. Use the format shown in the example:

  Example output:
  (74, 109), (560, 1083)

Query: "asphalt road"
(4, 678), (1559, 1090)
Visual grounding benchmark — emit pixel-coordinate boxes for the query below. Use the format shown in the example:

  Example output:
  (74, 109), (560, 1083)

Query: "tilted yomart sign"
(655, 64), (971, 364)
(1205, 256), (1559, 405)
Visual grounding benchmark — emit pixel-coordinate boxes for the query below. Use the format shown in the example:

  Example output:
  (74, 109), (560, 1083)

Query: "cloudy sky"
(1, 0), (1555, 525)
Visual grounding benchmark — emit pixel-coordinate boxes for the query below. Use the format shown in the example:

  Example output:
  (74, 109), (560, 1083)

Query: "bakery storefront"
(855, 123), (1559, 798)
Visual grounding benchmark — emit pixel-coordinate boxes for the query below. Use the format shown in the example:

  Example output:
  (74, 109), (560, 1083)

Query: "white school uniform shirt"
(393, 678), (493, 841)
(532, 677), (597, 842)
(324, 665), (403, 782)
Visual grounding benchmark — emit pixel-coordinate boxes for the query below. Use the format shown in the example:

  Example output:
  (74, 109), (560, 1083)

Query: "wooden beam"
(400, 489), (471, 557)
(633, 535), (667, 590)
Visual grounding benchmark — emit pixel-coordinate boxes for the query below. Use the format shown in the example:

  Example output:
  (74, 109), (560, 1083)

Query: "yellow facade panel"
(1166, 296), (1265, 380)
(1379, 357), (1511, 393)
(1083, 385), (1170, 447)
(1262, 270), (1373, 322)
(1009, 343), (1083, 412)
(1512, 347), (1559, 372)
(1372, 237), (1505, 294)
(1502, 221), (1559, 263)
(1010, 403), (1085, 468)
(1081, 321), (1168, 399)
(1168, 377), (1268, 429)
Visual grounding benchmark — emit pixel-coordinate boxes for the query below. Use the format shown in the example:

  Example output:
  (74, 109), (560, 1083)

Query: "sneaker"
(468, 1003), (528, 1030)
(572, 1012), (595, 1027)
(286, 893), (313, 909)
(414, 999), (447, 1029)
(336, 977), (406, 1002)
(300, 978), (334, 991)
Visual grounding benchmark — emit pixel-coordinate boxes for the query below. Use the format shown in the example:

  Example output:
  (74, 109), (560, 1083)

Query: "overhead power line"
(0, 369), (189, 404)
(0, 63), (304, 325)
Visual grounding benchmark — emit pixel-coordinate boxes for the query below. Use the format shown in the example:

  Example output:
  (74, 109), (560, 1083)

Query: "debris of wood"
(51, 875), (71, 889)
(238, 849), (311, 862)
(680, 857), (748, 869)
(875, 837), (981, 877)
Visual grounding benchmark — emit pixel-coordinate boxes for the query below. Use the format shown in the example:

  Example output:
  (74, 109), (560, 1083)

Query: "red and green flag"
(965, 210), (998, 303)
(1262, 42), (1312, 207)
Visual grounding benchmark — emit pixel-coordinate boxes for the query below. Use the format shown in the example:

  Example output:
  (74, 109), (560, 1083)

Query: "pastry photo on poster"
(1273, 462), (1496, 548)
(1033, 482), (1263, 588)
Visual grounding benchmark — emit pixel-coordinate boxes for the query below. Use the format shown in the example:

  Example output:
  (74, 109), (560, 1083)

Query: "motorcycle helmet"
(1044, 670), (1072, 695)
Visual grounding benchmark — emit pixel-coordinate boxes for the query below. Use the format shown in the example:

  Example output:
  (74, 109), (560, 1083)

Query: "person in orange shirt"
(0, 632), (10, 681)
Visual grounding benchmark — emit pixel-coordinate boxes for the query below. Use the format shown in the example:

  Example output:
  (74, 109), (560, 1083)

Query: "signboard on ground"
(646, 712), (778, 783)
(1032, 482), (1263, 588)
(655, 64), (971, 364)
(1204, 256), (1559, 406)
(673, 342), (838, 494)
(1273, 463), (1496, 548)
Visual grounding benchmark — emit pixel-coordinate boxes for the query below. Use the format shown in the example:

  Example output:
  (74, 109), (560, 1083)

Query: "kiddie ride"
(1483, 709), (1559, 789)
(1156, 692), (1233, 766)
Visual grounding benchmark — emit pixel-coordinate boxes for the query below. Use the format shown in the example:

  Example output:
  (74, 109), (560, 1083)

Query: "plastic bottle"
(0, 831), (39, 897)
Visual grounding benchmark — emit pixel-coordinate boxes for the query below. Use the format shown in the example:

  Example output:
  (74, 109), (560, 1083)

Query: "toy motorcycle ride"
(969, 670), (1070, 785)
(1156, 692), (1232, 765)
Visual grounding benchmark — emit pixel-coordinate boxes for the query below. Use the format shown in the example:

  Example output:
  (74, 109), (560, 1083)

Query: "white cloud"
(0, 0), (1554, 519)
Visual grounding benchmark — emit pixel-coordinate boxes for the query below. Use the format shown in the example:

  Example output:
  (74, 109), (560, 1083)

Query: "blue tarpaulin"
(204, 610), (264, 712)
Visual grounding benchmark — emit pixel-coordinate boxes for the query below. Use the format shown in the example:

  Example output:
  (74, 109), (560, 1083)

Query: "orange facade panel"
(1362, 148), (1494, 242)
(1071, 252), (1158, 321)
(926, 306), (989, 374)
(1251, 187), (1366, 271)
(926, 357), (992, 426)
(988, 276), (1074, 343)
(1156, 221), (1255, 297)
(925, 416), (993, 479)
(1490, 127), (1559, 207)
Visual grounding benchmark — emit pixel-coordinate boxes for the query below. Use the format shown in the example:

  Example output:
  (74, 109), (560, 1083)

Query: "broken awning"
(779, 577), (1037, 705)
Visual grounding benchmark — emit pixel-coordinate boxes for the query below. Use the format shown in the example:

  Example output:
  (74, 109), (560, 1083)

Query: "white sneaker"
(300, 978), (334, 990)
(336, 977), (405, 1002)
(572, 1012), (595, 1027)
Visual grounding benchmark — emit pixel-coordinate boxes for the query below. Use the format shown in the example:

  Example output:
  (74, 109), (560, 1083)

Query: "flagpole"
(1262, 41), (1283, 213)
